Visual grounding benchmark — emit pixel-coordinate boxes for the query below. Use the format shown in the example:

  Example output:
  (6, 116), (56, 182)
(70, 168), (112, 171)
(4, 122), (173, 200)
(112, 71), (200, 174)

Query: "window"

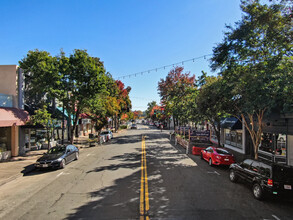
(276, 134), (286, 156)
(215, 149), (231, 155)
(259, 164), (271, 178)
(0, 127), (11, 151)
(259, 133), (274, 153)
(242, 159), (253, 169)
(225, 129), (230, 142)
(259, 133), (287, 157)
(250, 161), (260, 172)
(230, 131), (237, 143)
(224, 129), (243, 149)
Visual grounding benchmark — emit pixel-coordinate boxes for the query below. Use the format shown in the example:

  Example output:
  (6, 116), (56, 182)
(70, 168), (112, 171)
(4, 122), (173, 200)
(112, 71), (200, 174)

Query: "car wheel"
(60, 159), (66, 169)
(252, 183), (264, 200)
(75, 152), (79, 160)
(229, 169), (238, 183)
(209, 158), (213, 166)
(200, 153), (203, 160)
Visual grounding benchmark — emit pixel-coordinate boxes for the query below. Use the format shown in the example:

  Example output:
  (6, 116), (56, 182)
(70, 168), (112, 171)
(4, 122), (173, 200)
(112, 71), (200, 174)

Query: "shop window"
(276, 134), (286, 156)
(225, 129), (231, 142)
(259, 133), (274, 153)
(211, 127), (218, 141)
(237, 131), (242, 147)
(0, 127), (11, 151)
(230, 131), (237, 143)
(259, 133), (286, 157)
(224, 129), (243, 149)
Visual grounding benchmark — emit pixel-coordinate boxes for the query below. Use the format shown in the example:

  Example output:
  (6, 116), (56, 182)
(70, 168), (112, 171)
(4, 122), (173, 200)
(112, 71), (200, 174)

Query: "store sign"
(190, 130), (210, 137)
(0, 93), (13, 107)
(82, 119), (91, 124)
(190, 130), (210, 142)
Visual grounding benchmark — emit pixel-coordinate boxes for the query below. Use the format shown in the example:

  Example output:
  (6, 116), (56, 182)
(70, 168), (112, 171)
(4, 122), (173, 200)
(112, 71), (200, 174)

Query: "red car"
(201, 146), (235, 166)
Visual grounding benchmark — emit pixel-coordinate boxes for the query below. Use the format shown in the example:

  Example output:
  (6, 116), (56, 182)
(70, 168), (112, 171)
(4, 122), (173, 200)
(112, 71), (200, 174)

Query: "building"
(0, 65), (29, 160)
(210, 115), (293, 166)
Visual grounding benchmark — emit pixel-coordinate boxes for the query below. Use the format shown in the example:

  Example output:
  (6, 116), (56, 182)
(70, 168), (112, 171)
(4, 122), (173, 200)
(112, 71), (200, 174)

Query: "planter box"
(191, 142), (213, 155)
(0, 151), (11, 161)
(192, 146), (207, 155)
(175, 136), (189, 149)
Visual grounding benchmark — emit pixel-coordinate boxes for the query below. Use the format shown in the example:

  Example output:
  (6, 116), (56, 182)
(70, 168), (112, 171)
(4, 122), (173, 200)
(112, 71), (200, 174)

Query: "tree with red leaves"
(158, 66), (196, 127)
(114, 80), (131, 131)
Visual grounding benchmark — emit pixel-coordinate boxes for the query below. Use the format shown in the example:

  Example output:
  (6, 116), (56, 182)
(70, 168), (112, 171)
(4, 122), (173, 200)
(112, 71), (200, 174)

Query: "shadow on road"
(64, 130), (293, 220)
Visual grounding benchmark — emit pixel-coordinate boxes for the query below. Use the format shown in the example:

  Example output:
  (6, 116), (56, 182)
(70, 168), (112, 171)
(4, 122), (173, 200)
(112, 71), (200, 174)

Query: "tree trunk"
(70, 109), (80, 144)
(173, 115), (176, 129)
(211, 122), (221, 147)
(238, 110), (265, 160)
(46, 127), (50, 149)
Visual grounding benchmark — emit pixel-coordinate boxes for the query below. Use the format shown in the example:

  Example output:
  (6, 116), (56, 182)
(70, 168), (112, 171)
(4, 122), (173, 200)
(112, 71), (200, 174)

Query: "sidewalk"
(0, 129), (126, 187)
(0, 136), (89, 187)
(0, 149), (47, 187)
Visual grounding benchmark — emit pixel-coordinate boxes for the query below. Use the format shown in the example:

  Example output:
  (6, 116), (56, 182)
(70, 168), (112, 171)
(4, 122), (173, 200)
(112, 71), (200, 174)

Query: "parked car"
(131, 124), (137, 129)
(229, 159), (293, 200)
(100, 130), (113, 141)
(201, 146), (235, 166)
(35, 145), (79, 169)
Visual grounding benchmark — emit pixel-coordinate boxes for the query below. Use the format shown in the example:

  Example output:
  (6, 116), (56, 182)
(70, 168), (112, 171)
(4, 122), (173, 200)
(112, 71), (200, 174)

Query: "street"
(0, 125), (293, 220)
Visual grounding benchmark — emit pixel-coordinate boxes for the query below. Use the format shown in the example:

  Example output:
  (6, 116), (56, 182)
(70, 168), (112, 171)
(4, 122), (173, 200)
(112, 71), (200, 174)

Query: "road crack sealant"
(50, 193), (65, 208)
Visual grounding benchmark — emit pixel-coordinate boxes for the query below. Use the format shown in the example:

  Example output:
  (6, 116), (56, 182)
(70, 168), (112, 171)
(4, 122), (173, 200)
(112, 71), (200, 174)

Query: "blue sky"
(0, 0), (243, 111)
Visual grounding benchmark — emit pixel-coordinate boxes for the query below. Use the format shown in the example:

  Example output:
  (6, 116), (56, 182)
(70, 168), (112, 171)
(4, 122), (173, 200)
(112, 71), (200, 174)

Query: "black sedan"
(35, 145), (79, 169)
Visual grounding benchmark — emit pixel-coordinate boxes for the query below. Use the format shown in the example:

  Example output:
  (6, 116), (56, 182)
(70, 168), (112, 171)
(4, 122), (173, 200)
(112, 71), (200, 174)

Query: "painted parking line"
(207, 171), (220, 176)
(140, 135), (150, 220)
(56, 172), (70, 178)
(272, 215), (281, 220)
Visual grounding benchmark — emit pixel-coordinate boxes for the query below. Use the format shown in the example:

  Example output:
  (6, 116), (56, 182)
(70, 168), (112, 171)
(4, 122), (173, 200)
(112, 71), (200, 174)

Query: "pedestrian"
(160, 124), (163, 132)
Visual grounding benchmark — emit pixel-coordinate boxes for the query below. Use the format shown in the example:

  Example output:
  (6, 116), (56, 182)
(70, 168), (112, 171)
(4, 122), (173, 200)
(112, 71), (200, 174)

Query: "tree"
(211, 0), (293, 159)
(158, 66), (196, 127)
(115, 80), (132, 130)
(29, 105), (53, 148)
(66, 50), (113, 142)
(19, 50), (60, 109)
(195, 74), (231, 147)
(20, 49), (114, 143)
(145, 101), (157, 119)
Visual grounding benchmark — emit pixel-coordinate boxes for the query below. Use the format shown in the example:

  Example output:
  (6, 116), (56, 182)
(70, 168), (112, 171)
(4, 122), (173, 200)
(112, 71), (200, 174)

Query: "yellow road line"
(140, 136), (150, 220)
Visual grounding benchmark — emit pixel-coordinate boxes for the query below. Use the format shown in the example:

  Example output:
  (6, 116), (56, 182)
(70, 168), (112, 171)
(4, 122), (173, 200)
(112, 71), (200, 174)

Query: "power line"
(116, 54), (213, 80)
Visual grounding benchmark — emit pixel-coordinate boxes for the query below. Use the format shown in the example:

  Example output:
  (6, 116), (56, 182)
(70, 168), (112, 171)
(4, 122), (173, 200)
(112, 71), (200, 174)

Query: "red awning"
(0, 107), (30, 127)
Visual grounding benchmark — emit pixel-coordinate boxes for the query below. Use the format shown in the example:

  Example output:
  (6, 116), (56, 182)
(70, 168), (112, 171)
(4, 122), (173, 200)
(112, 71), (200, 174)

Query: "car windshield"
(48, 147), (66, 154)
(215, 149), (231, 155)
(101, 131), (109, 135)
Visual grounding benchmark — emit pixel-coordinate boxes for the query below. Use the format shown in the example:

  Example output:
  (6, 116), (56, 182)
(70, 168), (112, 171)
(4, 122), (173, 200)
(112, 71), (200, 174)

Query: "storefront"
(0, 107), (29, 159)
(221, 117), (246, 154)
(258, 132), (287, 164)
(0, 127), (12, 160)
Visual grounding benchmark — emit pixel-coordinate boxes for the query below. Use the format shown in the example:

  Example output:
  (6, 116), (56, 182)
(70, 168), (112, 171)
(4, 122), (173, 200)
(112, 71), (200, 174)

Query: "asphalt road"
(0, 124), (293, 220)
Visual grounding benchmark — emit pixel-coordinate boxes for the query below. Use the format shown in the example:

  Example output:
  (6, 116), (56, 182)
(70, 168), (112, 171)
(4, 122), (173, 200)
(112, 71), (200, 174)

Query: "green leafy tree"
(19, 50), (60, 109)
(20, 49), (114, 144)
(145, 101), (157, 119)
(29, 105), (53, 148)
(196, 74), (231, 147)
(158, 66), (196, 127)
(211, 0), (293, 159)
(66, 49), (111, 142)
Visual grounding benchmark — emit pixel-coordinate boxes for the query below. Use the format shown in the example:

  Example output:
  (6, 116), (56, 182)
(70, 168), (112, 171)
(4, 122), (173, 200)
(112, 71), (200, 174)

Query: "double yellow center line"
(140, 135), (150, 220)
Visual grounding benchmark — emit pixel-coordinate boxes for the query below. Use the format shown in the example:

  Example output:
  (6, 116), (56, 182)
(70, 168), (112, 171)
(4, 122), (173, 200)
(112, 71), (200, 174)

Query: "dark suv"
(229, 159), (293, 200)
